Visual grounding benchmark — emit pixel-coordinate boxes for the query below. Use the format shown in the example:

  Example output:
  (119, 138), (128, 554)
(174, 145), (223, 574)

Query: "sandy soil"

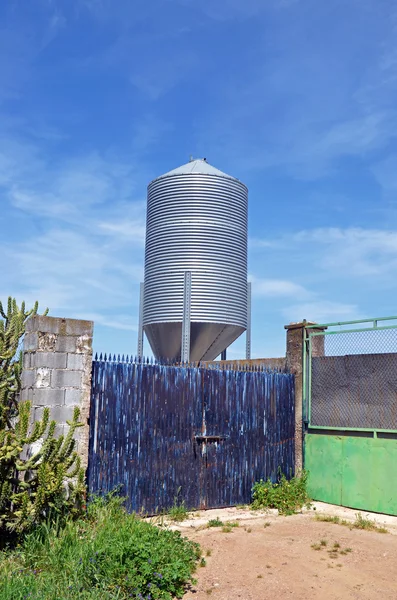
(170, 504), (397, 600)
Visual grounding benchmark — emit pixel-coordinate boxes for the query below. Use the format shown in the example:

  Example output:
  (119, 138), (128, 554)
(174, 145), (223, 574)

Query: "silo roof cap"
(152, 158), (241, 182)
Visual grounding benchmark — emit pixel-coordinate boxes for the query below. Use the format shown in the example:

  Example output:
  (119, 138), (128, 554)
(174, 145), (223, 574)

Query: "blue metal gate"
(88, 357), (295, 513)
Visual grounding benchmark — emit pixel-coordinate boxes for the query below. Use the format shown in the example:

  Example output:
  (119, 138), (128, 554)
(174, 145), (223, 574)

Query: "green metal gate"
(303, 317), (397, 515)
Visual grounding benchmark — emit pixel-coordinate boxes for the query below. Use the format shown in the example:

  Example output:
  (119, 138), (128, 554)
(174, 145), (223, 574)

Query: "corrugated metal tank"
(143, 158), (248, 361)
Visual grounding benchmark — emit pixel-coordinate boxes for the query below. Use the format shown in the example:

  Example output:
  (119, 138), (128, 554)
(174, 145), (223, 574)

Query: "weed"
(315, 512), (388, 533)
(206, 589), (213, 596)
(311, 544), (322, 551)
(200, 558), (207, 567)
(352, 513), (388, 533)
(206, 549), (212, 557)
(251, 470), (311, 515)
(328, 552), (338, 559)
(222, 521), (239, 532)
(168, 494), (190, 522)
(320, 539), (327, 547)
(333, 542), (340, 549)
(246, 527), (252, 533)
(264, 522), (271, 528)
(0, 494), (201, 600)
(208, 518), (224, 528)
(257, 574), (263, 579)
(337, 563), (343, 568)
(314, 514), (341, 524)
(221, 522), (239, 533)
(266, 565), (271, 569)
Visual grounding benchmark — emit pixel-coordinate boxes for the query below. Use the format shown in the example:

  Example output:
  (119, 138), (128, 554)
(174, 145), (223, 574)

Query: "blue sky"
(1, 0), (397, 358)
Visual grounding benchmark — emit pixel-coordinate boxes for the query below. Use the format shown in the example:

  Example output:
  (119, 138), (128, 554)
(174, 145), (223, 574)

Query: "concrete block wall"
(21, 316), (94, 471)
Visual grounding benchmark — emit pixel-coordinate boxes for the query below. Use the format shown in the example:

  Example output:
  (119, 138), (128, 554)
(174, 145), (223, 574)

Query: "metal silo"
(142, 158), (248, 362)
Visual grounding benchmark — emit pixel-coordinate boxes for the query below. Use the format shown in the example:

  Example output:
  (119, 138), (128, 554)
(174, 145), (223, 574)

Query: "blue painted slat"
(87, 359), (295, 514)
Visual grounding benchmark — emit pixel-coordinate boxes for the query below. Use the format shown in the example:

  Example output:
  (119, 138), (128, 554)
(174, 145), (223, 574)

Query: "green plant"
(352, 513), (388, 533)
(200, 557), (206, 567)
(0, 298), (85, 543)
(314, 512), (388, 533)
(206, 549), (212, 557)
(167, 487), (189, 522)
(320, 539), (327, 546)
(0, 493), (201, 599)
(221, 521), (239, 533)
(207, 518), (223, 527)
(311, 543), (321, 551)
(251, 471), (311, 515)
(168, 501), (189, 523)
(314, 514), (341, 524)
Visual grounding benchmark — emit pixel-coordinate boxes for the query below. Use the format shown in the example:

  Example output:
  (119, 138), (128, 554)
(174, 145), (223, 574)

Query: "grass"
(167, 497), (190, 522)
(207, 518), (224, 528)
(314, 513), (388, 533)
(251, 471), (311, 515)
(0, 494), (201, 600)
(311, 537), (354, 561)
(221, 522), (239, 533)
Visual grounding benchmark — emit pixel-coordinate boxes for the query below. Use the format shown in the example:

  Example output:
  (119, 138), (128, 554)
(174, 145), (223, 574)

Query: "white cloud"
(250, 276), (310, 299)
(0, 125), (149, 335)
(296, 227), (397, 277)
(282, 300), (360, 324)
(372, 155), (397, 194)
(252, 227), (397, 279)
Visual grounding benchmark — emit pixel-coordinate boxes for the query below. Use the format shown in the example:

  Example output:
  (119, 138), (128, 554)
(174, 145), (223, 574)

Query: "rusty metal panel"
(88, 358), (295, 514)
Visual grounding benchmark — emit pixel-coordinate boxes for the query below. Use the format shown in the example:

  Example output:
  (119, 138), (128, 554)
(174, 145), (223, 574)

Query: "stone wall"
(21, 316), (93, 471)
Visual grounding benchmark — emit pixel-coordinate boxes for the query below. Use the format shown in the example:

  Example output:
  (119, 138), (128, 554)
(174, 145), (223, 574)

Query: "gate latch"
(194, 435), (228, 442)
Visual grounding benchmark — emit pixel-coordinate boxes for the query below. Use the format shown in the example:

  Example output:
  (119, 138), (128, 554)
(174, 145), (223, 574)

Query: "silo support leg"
(181, 271), (192, 363)
(137, 282), (144, 358)
(246, 281), (252, 360)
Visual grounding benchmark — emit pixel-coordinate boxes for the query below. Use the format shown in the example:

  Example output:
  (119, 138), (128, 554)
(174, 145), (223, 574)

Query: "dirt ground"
(170, 503), (397, 600)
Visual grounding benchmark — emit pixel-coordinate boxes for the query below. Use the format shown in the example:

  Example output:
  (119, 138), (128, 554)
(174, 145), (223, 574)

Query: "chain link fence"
(309, 326), (397, 430)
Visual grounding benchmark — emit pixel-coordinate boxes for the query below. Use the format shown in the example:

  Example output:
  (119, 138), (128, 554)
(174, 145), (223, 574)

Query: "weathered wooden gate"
(88, 357), (295, 513)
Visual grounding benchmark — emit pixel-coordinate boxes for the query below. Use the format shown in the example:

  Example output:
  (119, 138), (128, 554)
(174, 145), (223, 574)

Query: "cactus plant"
(0, 298), (85, 539)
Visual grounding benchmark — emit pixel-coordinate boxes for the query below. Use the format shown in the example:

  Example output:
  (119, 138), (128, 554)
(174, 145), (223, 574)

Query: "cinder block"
(23, 332), (38, 352)
(67, 353), (85, 370)
(76, 334), (93, 354)
(38, 332), (57, 352)
(31, 352), (67, 369)
(64, 388), (82, 406)
(55, 336), (78, 353)
(23, 353), (31, 369)
(52, 370), (82, 389)
(20, 387), (34, 402)
(65, 319), (93, 337)
(32, 388), (64, 407)
(46, 405), (76, 424)
(25, 316), (67, 335)
(35, 367), (51, 388)
(21, 369), (36, 388)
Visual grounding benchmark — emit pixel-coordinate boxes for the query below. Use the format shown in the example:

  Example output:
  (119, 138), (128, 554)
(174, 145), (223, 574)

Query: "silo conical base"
(144, 322), (245, 362)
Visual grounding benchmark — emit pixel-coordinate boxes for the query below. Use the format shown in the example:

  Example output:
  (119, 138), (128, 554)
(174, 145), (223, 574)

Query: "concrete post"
(285, 322), (306, 474)
(21, 316), (94, 472)
(285, 320), (327, 474)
